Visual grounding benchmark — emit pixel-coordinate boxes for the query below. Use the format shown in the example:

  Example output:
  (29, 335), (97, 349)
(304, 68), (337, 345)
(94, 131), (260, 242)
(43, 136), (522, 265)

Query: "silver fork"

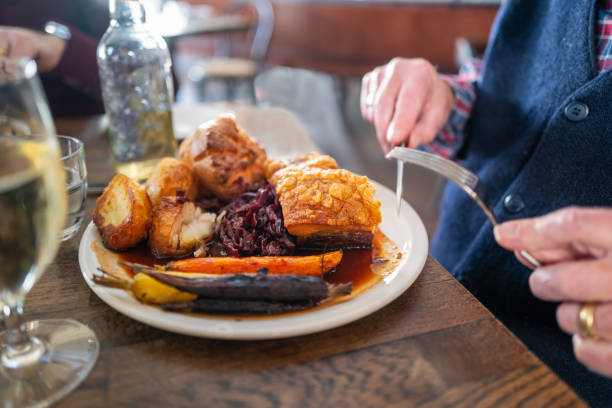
(387, 147), (540, 269)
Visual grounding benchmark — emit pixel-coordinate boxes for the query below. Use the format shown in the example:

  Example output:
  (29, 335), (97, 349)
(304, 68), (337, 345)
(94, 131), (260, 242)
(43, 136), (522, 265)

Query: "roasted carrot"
(165, 250), (343, 276)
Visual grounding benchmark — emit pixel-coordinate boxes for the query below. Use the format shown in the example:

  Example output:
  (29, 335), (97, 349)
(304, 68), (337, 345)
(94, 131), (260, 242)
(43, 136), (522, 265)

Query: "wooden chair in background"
(186, 0), (274, 103)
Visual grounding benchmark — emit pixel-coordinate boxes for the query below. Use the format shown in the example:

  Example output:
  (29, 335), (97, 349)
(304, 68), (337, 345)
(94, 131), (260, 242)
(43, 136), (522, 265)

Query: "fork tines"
(386, 147), (479, 190)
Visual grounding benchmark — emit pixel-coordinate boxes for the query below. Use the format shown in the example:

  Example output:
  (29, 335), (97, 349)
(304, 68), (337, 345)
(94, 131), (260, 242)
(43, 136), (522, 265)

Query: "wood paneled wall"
(177, 1), (499, 76)
(267, 3), (497, 75)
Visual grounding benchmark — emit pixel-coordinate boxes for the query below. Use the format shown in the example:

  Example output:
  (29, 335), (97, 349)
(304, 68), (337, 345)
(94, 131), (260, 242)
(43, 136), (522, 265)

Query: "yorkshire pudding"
(179, 116), (266, 201)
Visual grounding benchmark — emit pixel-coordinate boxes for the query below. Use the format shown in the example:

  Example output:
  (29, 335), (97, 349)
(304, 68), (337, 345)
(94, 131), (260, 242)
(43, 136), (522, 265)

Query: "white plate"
(78, 181), (428, 340)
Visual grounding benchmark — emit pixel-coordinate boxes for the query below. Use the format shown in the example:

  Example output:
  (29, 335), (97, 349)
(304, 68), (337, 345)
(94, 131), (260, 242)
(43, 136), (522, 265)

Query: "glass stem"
(3, 302), (29, 346)
(1, 302), (44, 371)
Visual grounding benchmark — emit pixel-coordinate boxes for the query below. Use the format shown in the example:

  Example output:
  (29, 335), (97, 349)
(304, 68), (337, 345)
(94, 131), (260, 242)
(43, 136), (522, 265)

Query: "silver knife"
(395, 159), (403, 216)
(393, 141), (407, 217)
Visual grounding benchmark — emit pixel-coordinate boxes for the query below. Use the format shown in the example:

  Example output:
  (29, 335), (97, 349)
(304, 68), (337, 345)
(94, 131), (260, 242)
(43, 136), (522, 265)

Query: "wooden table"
(23, 117), (585, 407)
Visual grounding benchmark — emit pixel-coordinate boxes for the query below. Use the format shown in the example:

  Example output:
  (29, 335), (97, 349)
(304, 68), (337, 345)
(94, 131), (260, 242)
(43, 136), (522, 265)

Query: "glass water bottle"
(97, 0), (176, 181)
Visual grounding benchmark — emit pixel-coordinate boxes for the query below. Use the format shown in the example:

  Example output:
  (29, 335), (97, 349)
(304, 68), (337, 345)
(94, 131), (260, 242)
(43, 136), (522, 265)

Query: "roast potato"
(148, 196), (216, 258)
(178, 115), (267, 201)
(93, 174), (152, 250)
(145, 157), (198, 208)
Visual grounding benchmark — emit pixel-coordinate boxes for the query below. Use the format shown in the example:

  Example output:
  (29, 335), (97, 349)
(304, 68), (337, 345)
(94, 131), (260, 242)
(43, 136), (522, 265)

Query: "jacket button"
(564, 102), (589, 122)
(503, 194), (525, 214)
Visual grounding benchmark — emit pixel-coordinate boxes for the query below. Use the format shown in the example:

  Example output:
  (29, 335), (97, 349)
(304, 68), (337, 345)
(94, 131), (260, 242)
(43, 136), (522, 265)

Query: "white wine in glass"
(0, 57), (99, 406)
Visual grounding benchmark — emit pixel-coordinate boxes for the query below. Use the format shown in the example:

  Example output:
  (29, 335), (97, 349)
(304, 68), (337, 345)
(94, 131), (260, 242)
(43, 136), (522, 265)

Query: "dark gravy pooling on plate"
(118, 236), (385, 289)
(115, 229), (402, 318)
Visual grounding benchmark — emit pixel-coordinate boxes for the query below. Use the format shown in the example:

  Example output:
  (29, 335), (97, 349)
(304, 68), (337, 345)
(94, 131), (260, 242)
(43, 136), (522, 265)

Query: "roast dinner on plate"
(91, 115), (403, 316)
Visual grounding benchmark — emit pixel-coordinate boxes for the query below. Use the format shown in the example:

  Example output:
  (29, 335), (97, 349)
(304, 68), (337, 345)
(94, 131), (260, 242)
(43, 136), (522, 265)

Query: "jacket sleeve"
(422, 59), (482, 159)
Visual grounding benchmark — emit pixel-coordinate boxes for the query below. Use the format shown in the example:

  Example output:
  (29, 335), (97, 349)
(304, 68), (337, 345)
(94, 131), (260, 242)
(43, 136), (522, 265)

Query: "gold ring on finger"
(578, 303), (597, 339)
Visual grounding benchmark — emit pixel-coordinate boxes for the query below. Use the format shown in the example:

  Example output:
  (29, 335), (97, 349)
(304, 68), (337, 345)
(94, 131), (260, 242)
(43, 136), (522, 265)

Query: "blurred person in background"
(361, 0), (612, 406)
(0, 0), (108, 116)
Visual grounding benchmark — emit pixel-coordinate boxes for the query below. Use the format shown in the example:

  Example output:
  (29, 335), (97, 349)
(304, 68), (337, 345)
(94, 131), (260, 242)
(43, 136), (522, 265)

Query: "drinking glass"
(0, 57), (99, 406)
(58, 136), (87, 241)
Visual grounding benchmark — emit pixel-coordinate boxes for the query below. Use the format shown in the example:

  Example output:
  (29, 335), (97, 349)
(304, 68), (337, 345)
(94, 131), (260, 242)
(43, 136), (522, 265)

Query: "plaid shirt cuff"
(422, 59), (481, 159)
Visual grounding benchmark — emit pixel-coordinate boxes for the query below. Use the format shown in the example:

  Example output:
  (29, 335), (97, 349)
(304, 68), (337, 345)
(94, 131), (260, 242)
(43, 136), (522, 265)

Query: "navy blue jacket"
(430, 0), (612, 404)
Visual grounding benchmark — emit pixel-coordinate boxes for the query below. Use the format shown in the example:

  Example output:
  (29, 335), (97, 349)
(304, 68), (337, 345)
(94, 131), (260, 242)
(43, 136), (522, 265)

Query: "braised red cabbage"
(212, 184), (296, 257)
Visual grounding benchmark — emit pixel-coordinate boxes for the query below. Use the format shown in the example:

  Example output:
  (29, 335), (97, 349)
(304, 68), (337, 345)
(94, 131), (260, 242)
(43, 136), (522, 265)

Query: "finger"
(0, 30), (9, 57)
(370, 66), (384, 100)
(405, 84), (454, 148)
(369, 67), (384, 106)
(380, 137), (393, 155)
(558, 302), (612, 341)
(385, 81), (428, 148)
(528, 257), (612, 302)
(365, 67), (385, 140)
(360, 71), (373, 122)
(360, 72), (370, 119)
(573, 334), (612, 378)
(6, 30), (20, 59)
(385, 59), (439, 147)
(407, 120), (435, 149)
(495, 207), (612, 253)
(557, 302), (581, 335)
(373, 63), (402, 148)
(409, 74), (455, 148)
(362, 67), (392, 153)
(6, 31), (35, 61)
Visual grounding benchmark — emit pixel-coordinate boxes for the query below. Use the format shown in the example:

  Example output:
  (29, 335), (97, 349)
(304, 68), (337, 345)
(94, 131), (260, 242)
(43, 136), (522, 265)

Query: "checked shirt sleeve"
(422, 59), (482, 160)
(597, 0), (612, 71)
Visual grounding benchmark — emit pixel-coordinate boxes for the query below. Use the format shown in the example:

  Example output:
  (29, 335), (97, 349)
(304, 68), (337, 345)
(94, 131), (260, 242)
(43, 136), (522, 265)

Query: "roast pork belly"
(269, 159), (382, 249)
(265, 152), (338, 179)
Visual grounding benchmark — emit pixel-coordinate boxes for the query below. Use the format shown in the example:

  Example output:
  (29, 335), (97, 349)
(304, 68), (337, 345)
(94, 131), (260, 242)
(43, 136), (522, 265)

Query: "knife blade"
(395, 156), (404, 216)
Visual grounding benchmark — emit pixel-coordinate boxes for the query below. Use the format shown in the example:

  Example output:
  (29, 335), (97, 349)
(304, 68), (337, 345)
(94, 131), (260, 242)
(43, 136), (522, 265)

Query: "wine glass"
(0, 57), (99, 406)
